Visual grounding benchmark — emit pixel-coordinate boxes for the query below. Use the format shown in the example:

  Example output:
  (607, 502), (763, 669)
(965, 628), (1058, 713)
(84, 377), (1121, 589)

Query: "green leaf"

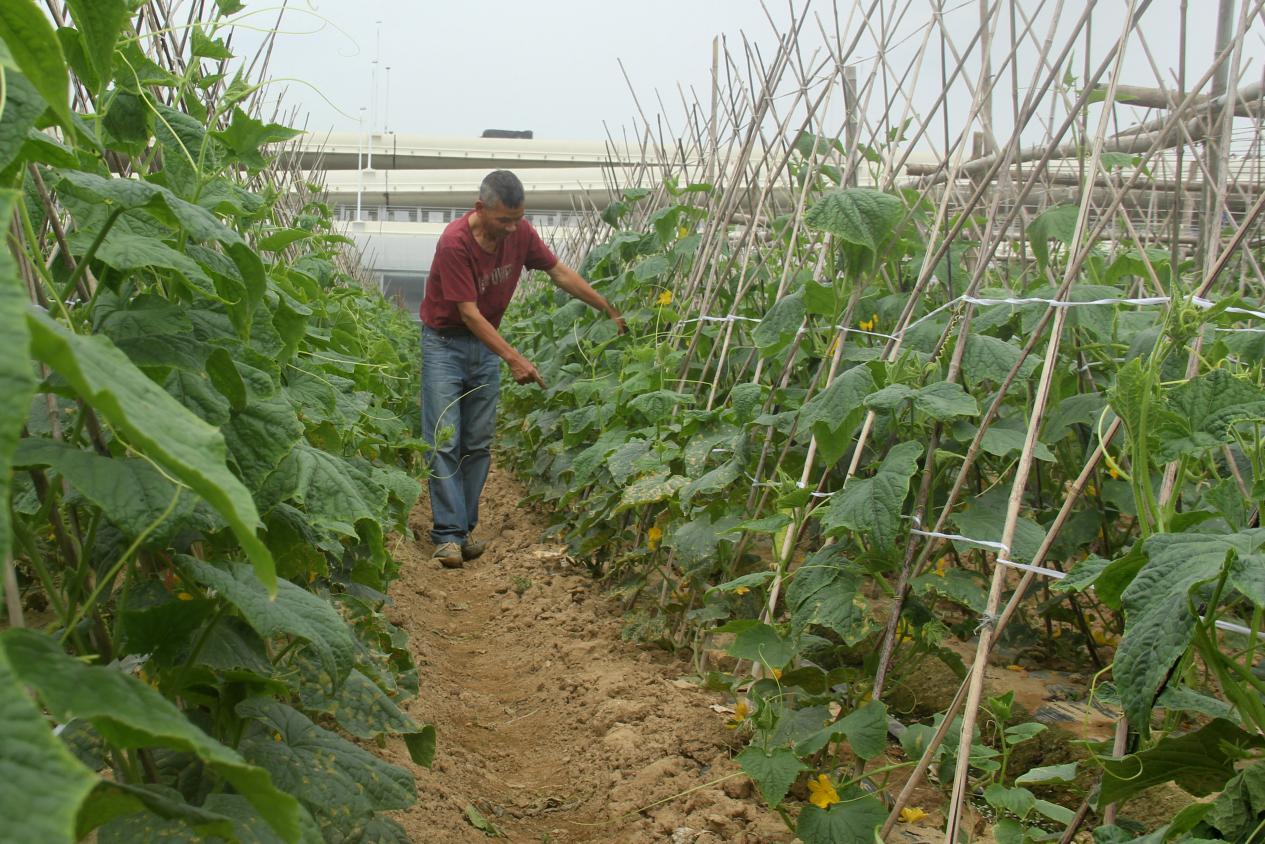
(0, 73), (46, 173)
(798, 366), (876, 463)
(1152, 369), (1265, 461)
(911, 381), (979, 420)
(190, 25), (233, 60)
(181, 557), (357, 685)
(785, 552), (876, 644)
(615, 470), (687, 512)
(236, 697), (415, 826)
(715, 620), (794, 668)
(258, 228), (313, 253)
(798, 700), (890, 759)
(753, 289), (805, 355)
(463, 804), (505, 838)
(212, 108), (301, 170)
(1115, 531), (1265, 729)
(1, 629), (300, 842)
(669, 514), (738, 567)
(805, 188), (905, 252)
(13, 440), (192, 539)
(65, 0), (129, 87)
(224, 394), (304, 487)
(984, 784), (1036, 820)
(26, 312), (275, 593)
(260, 443), (387, 536)
(1015, 761), (1079, 785)
(961, 334), (1041, 388)
(736, 746), (805, 807)
(795, 790), (887, 844)
(913, 568), (988, 614)
(1027, 203), (1080, 268)
(0, 641), (98, 844)
(0, 0), (73, 131)
(102, 89), (151, 146)
(816, 441), (922, 550)
(628, 389), (693, 423)
(0, 190), (35, 567)
(1098, 718), (1263, 807)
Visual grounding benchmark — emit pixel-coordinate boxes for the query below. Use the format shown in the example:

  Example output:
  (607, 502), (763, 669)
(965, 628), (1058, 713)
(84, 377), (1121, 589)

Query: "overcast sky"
(227, 1), (1259, 145)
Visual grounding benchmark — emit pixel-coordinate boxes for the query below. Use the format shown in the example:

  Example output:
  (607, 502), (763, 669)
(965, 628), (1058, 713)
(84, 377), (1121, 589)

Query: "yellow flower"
(870, 313), (879, 326)
(656, 290), (673, 306)
(899, 807), (928, 824)
(1108, 464), (1120, 480)
(807, 774), (841, 809)
(176, 591), (193, 601)
(1091, 629), (1118, 647)
(858, 318), (874, 332)
(771, 668), (783, 681)
(647, 526), (663, 549)
(734, 586), (750, 595)
(932, 558), (949, 578)
(678, 225), (691, 238)
(726, 700), (751, 728)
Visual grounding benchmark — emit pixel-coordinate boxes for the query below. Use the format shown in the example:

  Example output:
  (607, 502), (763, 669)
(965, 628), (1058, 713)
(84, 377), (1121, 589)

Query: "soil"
(380, 464), (793, 843)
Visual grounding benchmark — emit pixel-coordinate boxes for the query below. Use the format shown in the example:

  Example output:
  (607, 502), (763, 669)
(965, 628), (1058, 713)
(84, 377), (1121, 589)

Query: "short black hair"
(479, 170), (525, 209)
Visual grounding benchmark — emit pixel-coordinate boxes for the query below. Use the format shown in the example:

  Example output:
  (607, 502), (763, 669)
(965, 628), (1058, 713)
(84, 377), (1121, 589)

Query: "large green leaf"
(0, 73), (45, 173)
(1115, 530), (1265, 729)
(94, 233), (219, 298)
(0, 0), (74, 130)
(865, 382), (977, 420)
(1026, 203), (1080, 268)
(236, 697), (416, 827)
(797, 365), (876, 463)
(224, 394), (304, 487)
(960, 334), (1041, 388)
(293, 654), (435, 767)
(816, 441), (922, 550)
(0, 629), (300, 842)
(795, 790), (887, 844)
(1151, 369), (1265, 462)
(1098, 719), (1263, 807)
(786, 551), (875, 644)
(715, 620), (794, 668)
(797, 700), (889, 759)
(212, 108), (301, 170)
(736, 746), (805, 807)
(13, 439), (193, 539)
(0, 641), (98, 844)
(615, 470), (688, 512)
(26, 312), (275, 593)
(64, 0), (129, 88)
(754, 289), (805, 355)
(804, 188), (904, 252)
(0, 190), (34, 567)
(260, 443), (387, 536)
(181, 557), (357, 686)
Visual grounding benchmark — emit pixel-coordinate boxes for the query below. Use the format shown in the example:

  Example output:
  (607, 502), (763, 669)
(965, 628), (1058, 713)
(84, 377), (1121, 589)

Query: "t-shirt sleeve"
(432, 241), (477, 303)
(523, 222), (559, 271)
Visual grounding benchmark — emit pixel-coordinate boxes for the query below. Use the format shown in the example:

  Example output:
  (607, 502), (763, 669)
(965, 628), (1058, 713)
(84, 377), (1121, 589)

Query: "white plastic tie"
(910, 527), (1010, 554)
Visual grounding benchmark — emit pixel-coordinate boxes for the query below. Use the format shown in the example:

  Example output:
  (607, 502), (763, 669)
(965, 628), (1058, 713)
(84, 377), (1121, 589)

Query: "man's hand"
(607, 306), (628, 335)
(510, 354), (546, 388)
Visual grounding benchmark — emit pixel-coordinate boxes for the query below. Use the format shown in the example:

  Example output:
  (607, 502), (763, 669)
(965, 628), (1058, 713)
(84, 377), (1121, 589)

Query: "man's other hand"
(610, 309), (629, 335)
(510, 356), (546, 388)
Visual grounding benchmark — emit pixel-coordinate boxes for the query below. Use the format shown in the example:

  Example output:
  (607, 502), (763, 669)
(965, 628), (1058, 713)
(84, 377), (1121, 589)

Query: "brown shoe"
(433, 542), (463, 568)
(462, 538), (487, 561)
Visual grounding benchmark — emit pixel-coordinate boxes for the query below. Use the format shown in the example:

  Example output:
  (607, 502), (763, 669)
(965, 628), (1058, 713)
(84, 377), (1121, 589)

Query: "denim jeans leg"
(420, 328), (467, 546)
(458, 339), (500, 536)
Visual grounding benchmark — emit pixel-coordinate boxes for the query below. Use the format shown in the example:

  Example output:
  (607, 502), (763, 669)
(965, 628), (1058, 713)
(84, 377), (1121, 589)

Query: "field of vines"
(1, 1), (434, 842)
(495, 2), (1265, 842)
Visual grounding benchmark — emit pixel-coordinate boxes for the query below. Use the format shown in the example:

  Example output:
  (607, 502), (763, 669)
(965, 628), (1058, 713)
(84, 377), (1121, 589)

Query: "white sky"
(226, 1), (1261, 145)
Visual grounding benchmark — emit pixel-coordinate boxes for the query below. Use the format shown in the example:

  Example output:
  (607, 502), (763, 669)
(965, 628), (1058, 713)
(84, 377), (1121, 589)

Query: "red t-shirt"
(419, 211), (558, 329)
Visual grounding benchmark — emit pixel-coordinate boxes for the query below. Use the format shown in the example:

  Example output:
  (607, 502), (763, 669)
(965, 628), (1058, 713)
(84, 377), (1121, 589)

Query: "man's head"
(474, 170), (526, 241)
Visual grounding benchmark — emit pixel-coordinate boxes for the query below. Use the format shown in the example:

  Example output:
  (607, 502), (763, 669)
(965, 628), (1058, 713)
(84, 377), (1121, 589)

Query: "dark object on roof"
(481, 129), (534, 140)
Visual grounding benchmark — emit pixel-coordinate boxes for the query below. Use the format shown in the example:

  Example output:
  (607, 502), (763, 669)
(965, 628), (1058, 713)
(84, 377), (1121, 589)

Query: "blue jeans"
(420, 326), (501, 546)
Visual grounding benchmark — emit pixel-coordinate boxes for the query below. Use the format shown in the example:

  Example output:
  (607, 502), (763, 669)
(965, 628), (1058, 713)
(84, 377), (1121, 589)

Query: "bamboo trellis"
(534, 0), (1265, 839)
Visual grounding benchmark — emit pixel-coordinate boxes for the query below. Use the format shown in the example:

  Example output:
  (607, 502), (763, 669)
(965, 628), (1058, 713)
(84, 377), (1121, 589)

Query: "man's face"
(476, 201), (525, 242)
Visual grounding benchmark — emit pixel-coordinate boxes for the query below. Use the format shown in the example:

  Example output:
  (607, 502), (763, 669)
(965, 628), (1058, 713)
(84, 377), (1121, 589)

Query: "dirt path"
(380, 464), (791, 843)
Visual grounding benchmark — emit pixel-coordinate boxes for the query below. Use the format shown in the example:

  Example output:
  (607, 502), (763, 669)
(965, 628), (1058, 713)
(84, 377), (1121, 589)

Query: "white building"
(291, 132), (674, 317)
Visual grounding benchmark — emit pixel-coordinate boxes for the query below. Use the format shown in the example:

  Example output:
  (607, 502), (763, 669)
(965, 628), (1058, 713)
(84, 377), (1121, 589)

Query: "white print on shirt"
(477, 264), (513, 294)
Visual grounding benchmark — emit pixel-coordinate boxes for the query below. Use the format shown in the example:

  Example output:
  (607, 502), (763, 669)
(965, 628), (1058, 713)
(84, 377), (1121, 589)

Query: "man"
(419, 170), (625, 568)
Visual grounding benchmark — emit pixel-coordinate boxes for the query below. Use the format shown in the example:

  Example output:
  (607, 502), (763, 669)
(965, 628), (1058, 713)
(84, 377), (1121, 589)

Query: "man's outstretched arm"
(545, 262), (627, 334)
(454, 301), (545, 387)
